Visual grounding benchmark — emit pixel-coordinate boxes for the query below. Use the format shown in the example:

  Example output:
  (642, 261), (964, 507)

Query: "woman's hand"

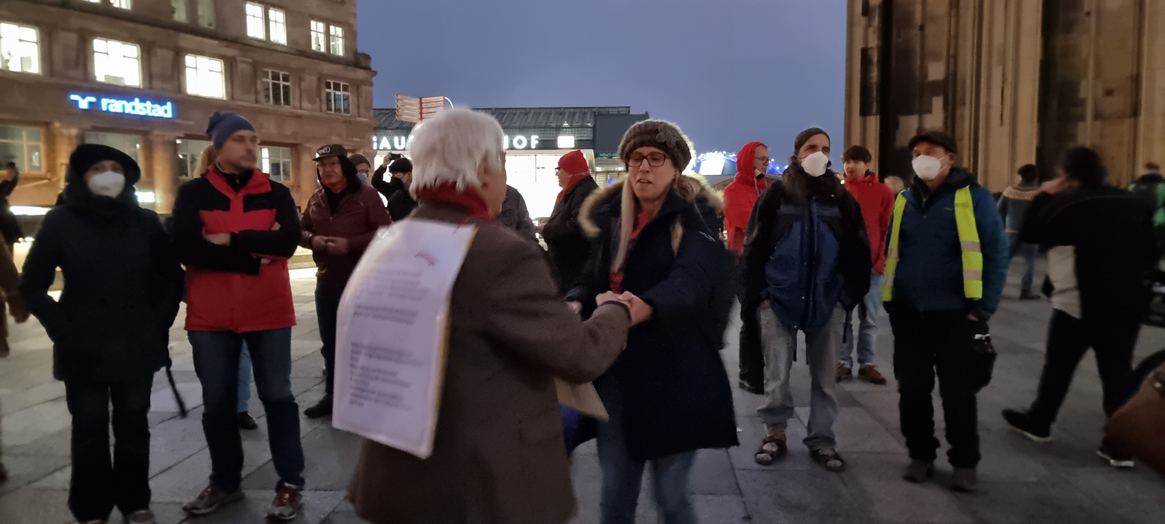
(618, 292), (653, 326)
(567, 301), (583, 315)
(7, 293), (29, 324)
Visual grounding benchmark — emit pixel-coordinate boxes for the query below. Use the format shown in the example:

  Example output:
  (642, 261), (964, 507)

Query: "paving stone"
(736, 468), (849, 524)
(960, 477), (1126, 524)
(843, 452), (977, 524)
(0, 454), (70, 495)
(689, 450), (739, 496)
(241, 424), (361, 491)
(0, 487), (73, 524)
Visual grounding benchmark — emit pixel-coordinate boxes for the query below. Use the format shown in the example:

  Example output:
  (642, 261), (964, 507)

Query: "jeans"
(887, 306), (981, 468)
(757, 305), (844, 450)
(316, 279), (346, 396)
(840, 273), (884, 368)
(1028, 310), (1140, 425)
(597, 377), (696, 524)
(1008, 232), (1038, 293)
(238, 344), (252, 413)
(190, 328), (304, 491)
(64, 377), (154, 522)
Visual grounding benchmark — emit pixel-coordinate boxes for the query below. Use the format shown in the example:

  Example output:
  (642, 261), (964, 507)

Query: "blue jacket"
(888, 169), (1009, 320)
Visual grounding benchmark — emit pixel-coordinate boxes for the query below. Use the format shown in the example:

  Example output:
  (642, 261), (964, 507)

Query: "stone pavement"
(2, 264), (1165, 524)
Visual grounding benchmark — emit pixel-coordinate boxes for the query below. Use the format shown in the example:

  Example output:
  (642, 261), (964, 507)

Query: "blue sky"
(357, 0), (848, 157)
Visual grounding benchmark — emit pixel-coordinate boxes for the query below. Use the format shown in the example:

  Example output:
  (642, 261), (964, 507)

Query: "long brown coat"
(348, 201), (632, 524)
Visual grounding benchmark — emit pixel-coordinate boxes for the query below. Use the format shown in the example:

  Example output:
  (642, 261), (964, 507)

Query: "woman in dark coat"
(20, 144), (185, 524)
(567, 120), (737, 524)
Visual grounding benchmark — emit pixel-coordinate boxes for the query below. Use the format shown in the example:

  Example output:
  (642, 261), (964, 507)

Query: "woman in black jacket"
(20, 144), (185, 524)
(567, 120), (736, 524)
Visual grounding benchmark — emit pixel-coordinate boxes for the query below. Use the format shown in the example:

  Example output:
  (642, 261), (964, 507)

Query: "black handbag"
(960, 327), (998, 393)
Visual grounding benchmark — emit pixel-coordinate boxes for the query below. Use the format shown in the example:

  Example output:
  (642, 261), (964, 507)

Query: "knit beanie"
(348, 154), (371, 167)
(206, 111), (256, 149)
(617, 120), (692, 171)
(558, 150), (590, 175)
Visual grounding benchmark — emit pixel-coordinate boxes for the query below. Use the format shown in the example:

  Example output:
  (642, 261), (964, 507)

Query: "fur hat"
(617, 120), (692, 172)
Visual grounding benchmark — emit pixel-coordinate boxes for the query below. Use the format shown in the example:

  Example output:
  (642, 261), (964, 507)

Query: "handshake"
(568, 291), (653, 326)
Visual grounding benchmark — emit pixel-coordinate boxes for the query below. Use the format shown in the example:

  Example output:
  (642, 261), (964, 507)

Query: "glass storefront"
(261, 146), (292, 183)
(176, 138), (212, 178)
(85, 131), (141, 164)
(506, 153), (566, 220)
(0, 125), (43, 172)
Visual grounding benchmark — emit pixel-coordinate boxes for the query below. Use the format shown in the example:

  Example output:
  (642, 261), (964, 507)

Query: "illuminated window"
(325, 81), (350, 115)
(0, 22), (40, 75)
(172, 0), (188, 22)
(261, 146), (292, 183)
(85, 132), (141, 164)
(175, 138), (213, 179)
(93, 38), (141, 87)
(245, 3), (265, 40)
(329, 25), (344, 56)
(81, 0), (100, 3)
(262, 69), (291, 106)
(0, 126), (43, 173)
(184, 54), (225, 99)
(310, 21), (326, 52)
(111, 0), (132, 9)
(268, 8), (286, 45)
(197, 0), (215, 28)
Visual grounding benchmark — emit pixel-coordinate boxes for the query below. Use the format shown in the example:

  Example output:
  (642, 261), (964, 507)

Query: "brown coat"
(299, 182), (393, 286)
(348, 201), (633, 524)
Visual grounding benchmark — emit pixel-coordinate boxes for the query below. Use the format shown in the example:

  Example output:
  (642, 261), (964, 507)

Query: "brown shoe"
(858, 365), (887, 385)
(836, 364), (853, 382)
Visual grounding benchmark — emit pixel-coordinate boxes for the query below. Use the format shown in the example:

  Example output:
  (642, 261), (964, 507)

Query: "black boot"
(303, 395), (333, 419)
(237, 412), (259, 431)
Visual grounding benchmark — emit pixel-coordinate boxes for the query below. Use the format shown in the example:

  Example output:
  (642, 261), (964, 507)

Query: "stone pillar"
(292, 144), (318, 211)
(145, 132), (179, 215)
(47, 123), (81, 193)
(1137, 0), (1165, 172)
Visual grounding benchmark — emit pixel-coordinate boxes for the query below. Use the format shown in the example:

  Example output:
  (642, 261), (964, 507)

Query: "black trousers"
(316, 279), (346, 396)
(887, 306), (983, 468)
(65, 377), (154, 522)
(1028, 310), (1140, 425)
(737, 258), (765, 384)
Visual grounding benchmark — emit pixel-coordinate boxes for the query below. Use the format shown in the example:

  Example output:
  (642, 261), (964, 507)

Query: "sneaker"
(266, 485), (304, 521)
(858, 365), (887, 385)
(303, 395), (333, 419)
(1096, 445), (1135, 469)
(182, 484), (244, 516)
(1020, 290), (1041, 300)
(125, 509), (156, 524)
(951, 467), (978, 492)
(1002, 409), (1052, 443)
(238, 412), (259, 431)
(738, 377), (764, 395)
(836, 364), (853, 382)
(903, 460), (934, 483)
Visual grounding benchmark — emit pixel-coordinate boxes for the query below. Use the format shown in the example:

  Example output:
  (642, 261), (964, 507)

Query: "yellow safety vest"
(882, 186), (983, 301)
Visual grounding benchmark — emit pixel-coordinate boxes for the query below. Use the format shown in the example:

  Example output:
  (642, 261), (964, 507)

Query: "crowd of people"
(0, 106), (1160, 524)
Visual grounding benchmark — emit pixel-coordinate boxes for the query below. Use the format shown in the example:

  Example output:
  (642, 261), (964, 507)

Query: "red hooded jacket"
(722, 142), (769, 254)
(844, 173), (895, 274)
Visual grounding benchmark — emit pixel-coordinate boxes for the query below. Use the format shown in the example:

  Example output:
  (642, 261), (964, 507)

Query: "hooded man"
(349, 153), (374, 183)
(541, 150), (600, 293)
(300, 144), (394, 419)
(724, 141), (771, 394)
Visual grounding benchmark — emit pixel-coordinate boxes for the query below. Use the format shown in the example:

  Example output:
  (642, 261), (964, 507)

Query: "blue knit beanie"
(206, 111), (256, 149)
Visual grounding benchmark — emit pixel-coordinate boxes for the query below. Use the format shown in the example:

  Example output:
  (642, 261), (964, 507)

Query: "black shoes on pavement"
(238, 412), (259, 431)
(1002, 409), (1052, 443)
(304, 395), (333, 419)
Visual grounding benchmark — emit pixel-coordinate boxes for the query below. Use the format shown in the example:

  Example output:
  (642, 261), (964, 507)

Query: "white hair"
(408, 108), (506, 192)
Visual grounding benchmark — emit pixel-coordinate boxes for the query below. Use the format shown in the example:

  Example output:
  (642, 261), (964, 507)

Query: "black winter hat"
(908, 131), (958, 155)
(618, 120), (692, 172)
(67, 144), (141, 188)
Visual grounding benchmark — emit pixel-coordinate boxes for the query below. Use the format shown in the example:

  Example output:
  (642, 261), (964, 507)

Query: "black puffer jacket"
(567, 175), (738, 461)
(20, 144), (185, 383)
(543, 176), (599, 293)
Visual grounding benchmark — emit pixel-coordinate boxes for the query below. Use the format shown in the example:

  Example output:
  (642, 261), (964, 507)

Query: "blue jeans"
(237, 344), (252, 413)
(190, 328), (304, 491)
(1008, 232), (1038, 293)
(597, 379), (696, 524)
(840, 273), (884, 368)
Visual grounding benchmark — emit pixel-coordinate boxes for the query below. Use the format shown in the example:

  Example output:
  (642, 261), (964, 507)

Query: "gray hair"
(408, 108), (506, 193)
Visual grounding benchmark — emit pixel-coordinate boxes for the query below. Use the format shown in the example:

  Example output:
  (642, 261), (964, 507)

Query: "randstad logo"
(69, 94), (175, 119)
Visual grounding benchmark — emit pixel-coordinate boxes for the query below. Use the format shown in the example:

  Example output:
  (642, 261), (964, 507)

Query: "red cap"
(558, 150), (589, 175)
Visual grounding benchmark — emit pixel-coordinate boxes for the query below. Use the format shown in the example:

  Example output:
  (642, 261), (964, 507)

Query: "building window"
(172, 0), (188, 22)
(262, 69), (291, 107)
(0, 125), (42, 173)
(93, 38), (141, 87)
(86, 132), (141, 164)
(197, 0), (215, 28)
(245, 3), (265, 40)
(0, 22), (40, 75)
(261, 146), (292, 183)
(325, 81), (350, 115)
(111, 0), (132, 9)
(185, 54), (225, 99)
(268, 8), (286, 45)
(176, 138), (213, 179)
(310, 21), (326, 53)
(329, 25), (344, 56)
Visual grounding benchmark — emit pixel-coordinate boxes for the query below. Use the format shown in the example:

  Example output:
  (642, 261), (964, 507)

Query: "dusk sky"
(356, 0), (848, 158)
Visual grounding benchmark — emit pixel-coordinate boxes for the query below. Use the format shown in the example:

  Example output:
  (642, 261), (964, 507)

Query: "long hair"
(611, 172), (680, 272)
(195, 146), (217, 177)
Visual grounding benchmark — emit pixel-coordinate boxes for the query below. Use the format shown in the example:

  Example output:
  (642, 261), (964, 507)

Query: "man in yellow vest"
(882, 131), (1009, 493)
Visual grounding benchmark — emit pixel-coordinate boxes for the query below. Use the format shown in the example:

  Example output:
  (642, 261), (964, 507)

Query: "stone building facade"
(0, 0), (376, 212)
(844, 0), (1165, 191)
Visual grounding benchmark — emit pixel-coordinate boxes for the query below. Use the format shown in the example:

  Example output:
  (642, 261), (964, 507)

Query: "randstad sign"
(69, 94), (175, 119)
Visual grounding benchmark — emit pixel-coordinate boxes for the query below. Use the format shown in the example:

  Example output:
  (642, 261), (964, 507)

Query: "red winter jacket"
(722, 142), (769, 255)
(171, 165), (301, 332)
(845, 173), (895, 274)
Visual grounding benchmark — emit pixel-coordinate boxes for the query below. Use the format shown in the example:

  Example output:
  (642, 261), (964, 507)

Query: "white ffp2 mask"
(88, 171), (126, 198)
(801, 152), (830, 177)
(912, 155), (944, 181)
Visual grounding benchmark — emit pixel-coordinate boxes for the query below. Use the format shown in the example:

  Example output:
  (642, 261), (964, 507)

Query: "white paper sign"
(332, 219), (476, 459)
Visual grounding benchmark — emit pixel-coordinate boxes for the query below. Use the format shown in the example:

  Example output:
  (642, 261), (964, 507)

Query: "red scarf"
(556, 173), (592, 203)
(322, 177), (347, 193)
(414, 183), (496, 222)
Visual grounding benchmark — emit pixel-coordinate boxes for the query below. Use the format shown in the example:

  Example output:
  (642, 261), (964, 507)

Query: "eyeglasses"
(628, 152), (669, 168)
(754, 156), (769, 164)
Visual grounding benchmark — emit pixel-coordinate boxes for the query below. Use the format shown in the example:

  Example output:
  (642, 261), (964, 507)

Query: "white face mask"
(912, 155), (944, 181)
(88, 171), (126, 198)
(801, 151), (830, 177)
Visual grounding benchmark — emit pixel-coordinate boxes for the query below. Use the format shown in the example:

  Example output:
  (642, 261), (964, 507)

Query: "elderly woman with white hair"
(346, 108), (646, 524)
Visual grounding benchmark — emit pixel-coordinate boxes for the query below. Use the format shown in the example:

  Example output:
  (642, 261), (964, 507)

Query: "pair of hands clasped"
(568, 291), (653, 326)
(203, 222), (285, 265)
(310, 235), (351, 256)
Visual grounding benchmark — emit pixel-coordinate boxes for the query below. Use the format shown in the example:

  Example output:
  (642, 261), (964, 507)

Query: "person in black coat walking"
(567, 120), (736, 524)
(20, 144), (185, 524)
(542, 150), (600, 293)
